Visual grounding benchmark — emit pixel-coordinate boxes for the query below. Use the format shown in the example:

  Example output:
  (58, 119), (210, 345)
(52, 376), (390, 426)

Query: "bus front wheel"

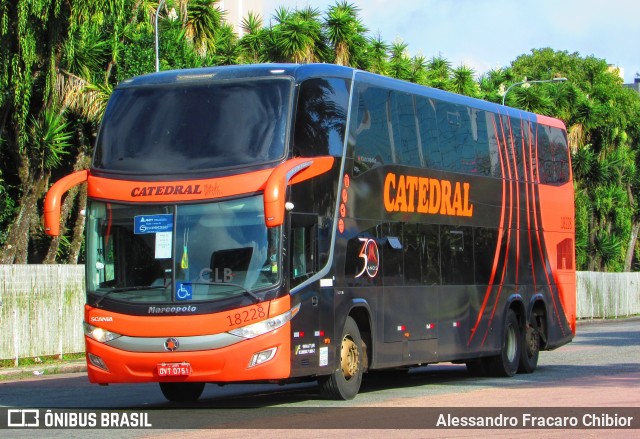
(159, 382), (205, 402)
(319, 316), (363, 400)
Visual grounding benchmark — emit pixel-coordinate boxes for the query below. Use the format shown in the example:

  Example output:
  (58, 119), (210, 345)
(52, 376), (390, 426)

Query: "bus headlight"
(83, 322), (122, 343)
(228, 304), (300, 339)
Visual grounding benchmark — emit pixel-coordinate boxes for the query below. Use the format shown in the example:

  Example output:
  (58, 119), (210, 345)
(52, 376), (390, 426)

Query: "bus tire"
(518, 317), (540, 374)
(319, 316), (363, 400)
(159, 382), (205, 402)
(490, 309), (520, 377)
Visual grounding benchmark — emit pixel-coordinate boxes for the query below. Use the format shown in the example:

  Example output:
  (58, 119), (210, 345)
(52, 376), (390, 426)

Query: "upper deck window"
(292, 77), (350, 157)
(93, 78), (291, 174)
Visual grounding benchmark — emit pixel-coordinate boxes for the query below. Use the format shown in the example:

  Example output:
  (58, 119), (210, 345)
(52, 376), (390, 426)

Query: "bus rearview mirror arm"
(263, 157), (334, 228)
(44, 170), (89, 236)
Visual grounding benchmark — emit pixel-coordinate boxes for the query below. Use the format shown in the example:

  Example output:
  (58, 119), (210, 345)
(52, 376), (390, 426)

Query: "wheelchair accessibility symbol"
(176, 283), (193, 301)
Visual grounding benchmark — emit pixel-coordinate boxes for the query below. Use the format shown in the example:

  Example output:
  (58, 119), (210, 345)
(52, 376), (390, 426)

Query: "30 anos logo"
(355, 237), (379, 278)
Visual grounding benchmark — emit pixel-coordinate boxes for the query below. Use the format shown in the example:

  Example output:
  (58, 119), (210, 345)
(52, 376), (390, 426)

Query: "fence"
(0, 265), (85, 365)
(576, 271), (640, 319)
(1, 266), (639, 362)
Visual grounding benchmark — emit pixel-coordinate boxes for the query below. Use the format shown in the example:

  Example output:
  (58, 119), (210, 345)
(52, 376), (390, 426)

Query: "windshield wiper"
(94, 284), (169, 307)
(98, 285), (169, 293)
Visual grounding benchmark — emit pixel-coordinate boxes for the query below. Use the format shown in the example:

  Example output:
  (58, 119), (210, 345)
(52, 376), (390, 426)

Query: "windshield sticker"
(176, 283), (193, 301)
(134, 214), (173, 234)
(155, 231), (172, 259)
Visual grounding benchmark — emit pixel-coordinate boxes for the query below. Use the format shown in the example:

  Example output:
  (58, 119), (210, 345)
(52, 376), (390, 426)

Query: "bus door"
(288, 212), (331, 375)
(380, 223), (439, 364)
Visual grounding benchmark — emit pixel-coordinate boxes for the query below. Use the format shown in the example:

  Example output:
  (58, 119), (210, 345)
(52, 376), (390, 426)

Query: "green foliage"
(1, 2), (640, 270)
(449, 65), (480, 97)
(573, 189), (591, 269)
(30, 108), (72, 170)
(510, 48), (640, 271)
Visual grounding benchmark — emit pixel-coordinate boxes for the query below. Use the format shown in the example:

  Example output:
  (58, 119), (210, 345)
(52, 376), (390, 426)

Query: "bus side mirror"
(263, 157), (334, 227)
(44, 170), (89, 236)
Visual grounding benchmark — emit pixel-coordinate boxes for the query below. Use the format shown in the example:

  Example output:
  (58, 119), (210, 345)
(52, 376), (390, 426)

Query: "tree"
(510, 48), (640, 271)
(0, 0), (231, 264)
(0, 0), (75, 263)
(363, 33), (389, 75)
(324, 1), (367, 67)
(388, 40), (410, 80)
(449, 65), (479, 97)
(238, 12), (265, 64)
(269, 6), (325, 63)
(184, 0), (224, 57)
(426, 55), (451, 90)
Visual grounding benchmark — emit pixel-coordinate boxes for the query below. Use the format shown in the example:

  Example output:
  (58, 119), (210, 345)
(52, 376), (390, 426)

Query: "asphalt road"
(1, 319), (638, 438)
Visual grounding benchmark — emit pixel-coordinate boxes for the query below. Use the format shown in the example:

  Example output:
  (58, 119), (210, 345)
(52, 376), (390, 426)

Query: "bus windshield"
(85, 195), (281, 304)
(93, 78), (291, 174)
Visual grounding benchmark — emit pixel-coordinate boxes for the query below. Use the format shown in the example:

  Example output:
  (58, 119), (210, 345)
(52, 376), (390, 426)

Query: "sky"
(260, 0), (640, 84)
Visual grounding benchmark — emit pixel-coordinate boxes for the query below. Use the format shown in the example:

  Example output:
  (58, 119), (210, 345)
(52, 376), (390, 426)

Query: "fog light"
(248, 347), (277, 368)
(88, 353), (109, 371)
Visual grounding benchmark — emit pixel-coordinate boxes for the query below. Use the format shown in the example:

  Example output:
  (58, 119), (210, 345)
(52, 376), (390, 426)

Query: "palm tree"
(407, 55), (427, 85)
(388, 40), (410, 80)
(426, 55), (451, 90)
(239, 11), (265, 64)
(324, 1), (367, 66)
(449, 65), (479, 97)
(271, 6), (325, 63)
(211, 23), (240, 65)
(364, 33), (389, 75)
(509, 83), (553, 115)
(184, 0), (224, 56)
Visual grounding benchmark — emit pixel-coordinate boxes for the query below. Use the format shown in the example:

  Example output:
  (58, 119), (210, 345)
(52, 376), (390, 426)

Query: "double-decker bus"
(45, 63), (575, 401)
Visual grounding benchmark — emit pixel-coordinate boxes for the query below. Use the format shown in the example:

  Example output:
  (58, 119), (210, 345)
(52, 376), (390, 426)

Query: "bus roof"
(118, 63), (565, 130)
(118, 63), (355, 87)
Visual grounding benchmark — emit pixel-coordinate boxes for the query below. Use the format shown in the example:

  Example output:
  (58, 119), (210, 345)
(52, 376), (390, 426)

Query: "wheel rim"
(506, 324), (517, 363)
(340, 334), (359, 380)
(525, 325), (539, 359)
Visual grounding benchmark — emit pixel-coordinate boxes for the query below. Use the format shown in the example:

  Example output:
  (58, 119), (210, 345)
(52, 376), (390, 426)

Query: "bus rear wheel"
(518, 317), (540, 373)
(159, 382), (205, 402)
(490, 309), (521, 377)
(319, 316), (363, 400)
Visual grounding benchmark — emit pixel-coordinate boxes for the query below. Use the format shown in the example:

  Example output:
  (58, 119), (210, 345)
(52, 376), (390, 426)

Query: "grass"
(0, 352), (85, 368)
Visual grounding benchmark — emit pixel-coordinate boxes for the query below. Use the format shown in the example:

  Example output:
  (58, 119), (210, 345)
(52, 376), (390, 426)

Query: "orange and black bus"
(45, 64), (575, 401)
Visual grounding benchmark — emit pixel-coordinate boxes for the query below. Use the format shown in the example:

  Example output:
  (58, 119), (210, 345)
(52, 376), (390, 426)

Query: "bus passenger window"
(416, 97), (441, 170)
(470, 109), (492, 176)
(352, 84), (392, 175)
(390, 92), (421, 167)
(293, 78), (349, 157)
(537, 125), (570, 185)
(440, 226), (474, 285)
(436, 101), (464, 173)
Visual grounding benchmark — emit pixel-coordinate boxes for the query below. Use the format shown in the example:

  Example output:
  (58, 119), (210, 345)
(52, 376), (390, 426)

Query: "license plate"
(157, 362), (192, 376)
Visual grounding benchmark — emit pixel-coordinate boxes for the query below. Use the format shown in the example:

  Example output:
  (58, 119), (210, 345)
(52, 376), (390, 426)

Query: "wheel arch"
(507, 295), (527, 332)
(527, 294), (549, 349)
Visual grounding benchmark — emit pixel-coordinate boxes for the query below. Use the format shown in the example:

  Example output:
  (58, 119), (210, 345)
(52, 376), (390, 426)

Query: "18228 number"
(226, 305), (266, 326)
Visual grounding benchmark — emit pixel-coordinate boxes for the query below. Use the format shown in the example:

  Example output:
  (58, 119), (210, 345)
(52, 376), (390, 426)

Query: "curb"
(576, 316), (640, 326)
(0, 361), (87, 380)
